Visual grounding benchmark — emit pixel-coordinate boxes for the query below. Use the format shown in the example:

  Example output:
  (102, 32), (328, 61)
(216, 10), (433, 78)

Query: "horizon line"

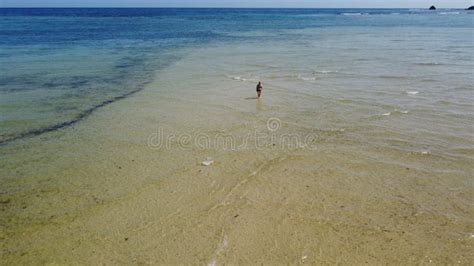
(0, 6), (469, 9)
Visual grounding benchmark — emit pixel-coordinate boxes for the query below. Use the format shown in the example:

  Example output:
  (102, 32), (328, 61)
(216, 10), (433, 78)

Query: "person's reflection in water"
(256, 97), (262, 112)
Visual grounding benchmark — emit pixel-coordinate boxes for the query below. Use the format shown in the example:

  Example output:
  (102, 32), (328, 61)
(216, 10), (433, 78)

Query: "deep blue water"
(0, 8), (472, 144)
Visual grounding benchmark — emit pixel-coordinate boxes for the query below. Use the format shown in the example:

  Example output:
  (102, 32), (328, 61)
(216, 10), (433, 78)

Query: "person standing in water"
(256, 81), (263, 98)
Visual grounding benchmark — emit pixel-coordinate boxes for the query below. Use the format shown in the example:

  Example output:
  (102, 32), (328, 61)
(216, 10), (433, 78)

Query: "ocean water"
(0, 8), (473, 144)
(1, 8), (473, 264)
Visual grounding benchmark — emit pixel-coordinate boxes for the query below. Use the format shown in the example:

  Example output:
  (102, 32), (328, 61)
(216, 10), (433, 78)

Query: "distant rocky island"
(466, 6), (474, 10)
(429, 5), (436, 10)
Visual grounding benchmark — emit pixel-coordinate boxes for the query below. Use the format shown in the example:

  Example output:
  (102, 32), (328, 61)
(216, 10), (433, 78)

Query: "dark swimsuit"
(256, 84), (263, 91)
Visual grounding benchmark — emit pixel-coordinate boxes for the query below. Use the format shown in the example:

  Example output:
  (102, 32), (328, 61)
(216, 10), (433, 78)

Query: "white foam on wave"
(382, 110), (409, 116)
(392, 109), (410, 114)
(341, 13), (368, 16)
(227, 75), (247, 82)
(406, 90), (419, 95)
(314, 70), (338, 74)
(439, 12), (461, 15)
(298, 75), (316, 81)
(416, 62), (441, 66)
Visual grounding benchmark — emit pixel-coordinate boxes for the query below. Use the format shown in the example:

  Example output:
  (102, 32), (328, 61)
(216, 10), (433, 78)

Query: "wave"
(380, 110), (410, 116)
(313, 70), (338, 74)
(227, 75), (248, 82)
(268, 74), (319, 81)
(439, 12), (461, 15)
(415, 62), (442, 66)
(341, 13), (369, 16)
(392, 110), (410, 115)
(296, 14), (332, 17)
(406, 90), (419, 95)
(297, 75), (316, 81)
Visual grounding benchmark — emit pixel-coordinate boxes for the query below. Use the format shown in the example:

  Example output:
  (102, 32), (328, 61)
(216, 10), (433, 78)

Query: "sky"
(1, 0), (472, 8)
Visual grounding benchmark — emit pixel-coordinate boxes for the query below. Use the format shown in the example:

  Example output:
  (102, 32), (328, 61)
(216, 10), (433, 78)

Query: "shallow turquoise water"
(0, 8), (473, 144)
(0, 8), (473, 264)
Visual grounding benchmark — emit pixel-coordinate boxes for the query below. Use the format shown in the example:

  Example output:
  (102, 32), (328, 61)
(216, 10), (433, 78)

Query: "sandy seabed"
(1, 42), (473, 265)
